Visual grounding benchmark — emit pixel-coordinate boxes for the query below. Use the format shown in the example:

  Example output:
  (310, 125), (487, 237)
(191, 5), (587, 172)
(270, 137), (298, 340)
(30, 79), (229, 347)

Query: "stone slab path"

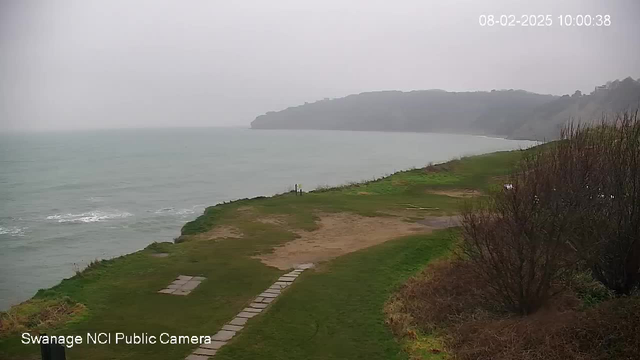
(184, 263), (314, 359)
(158, 275), (206, 295)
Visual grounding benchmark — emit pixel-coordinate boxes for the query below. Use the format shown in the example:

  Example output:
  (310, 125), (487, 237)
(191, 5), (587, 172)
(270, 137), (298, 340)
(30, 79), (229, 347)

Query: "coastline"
(1, 146), (532, 359)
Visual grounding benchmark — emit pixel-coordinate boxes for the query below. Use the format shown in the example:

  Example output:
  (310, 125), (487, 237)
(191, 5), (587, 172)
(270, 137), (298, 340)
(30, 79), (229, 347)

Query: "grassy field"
(0, 149), (527, 360)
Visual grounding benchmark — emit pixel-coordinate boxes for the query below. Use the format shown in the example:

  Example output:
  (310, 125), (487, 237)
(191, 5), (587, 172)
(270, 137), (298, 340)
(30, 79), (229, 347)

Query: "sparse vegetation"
(389, 110), (640, 359)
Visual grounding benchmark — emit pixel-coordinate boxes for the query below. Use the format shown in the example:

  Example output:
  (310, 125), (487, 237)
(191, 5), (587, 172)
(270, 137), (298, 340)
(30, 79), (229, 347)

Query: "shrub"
(556, 111), (640, 294)
(460, 148), (579, 314)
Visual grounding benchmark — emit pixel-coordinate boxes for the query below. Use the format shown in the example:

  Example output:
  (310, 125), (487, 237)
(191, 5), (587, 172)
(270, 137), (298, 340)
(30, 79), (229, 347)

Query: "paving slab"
(274, 281), (291, 287)
(269, 285), (283, 290)
(193, 348), (217, 356)
(263, 297), (275, 303)
(254, 297), (264, 302)
(237, 311), (258, 318)
(192, 276), (206, 281)
(167, 284), (182, 289)
(229, 317), (248, 326)
(173, 289), (191, 296)
(259, 292), (278, 298)
(172, 279), (189, 285)
(278, 276), (297, 282)
(250, 303), (268, 309)
(157, 288), (175, 294)
(243, 307), (262, 313)
(201, 341), (226, 350)
(212, 330), (236, 341)
(177, 275), (193, 281)
(185, 355), (209, 360)
(264, 289), (281, 294)
(222, 324), (243, 331)
(182, 281), (201, 290)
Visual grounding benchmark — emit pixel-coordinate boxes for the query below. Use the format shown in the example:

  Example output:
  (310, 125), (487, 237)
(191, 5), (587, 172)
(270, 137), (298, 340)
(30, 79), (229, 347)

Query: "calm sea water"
(0, 128), (536, 310)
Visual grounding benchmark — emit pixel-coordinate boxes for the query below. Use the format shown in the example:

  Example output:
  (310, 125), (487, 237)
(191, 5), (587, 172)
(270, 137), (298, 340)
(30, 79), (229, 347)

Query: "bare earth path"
(182, 214), (460, 359)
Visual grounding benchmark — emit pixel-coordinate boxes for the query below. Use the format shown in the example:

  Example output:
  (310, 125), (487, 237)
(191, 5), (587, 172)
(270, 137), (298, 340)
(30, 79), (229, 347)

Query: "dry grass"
(387, 260), (496, 336)
(387, 259), (640, 360)
(0, 297), (86, 336)
(178, 225), (244, 242)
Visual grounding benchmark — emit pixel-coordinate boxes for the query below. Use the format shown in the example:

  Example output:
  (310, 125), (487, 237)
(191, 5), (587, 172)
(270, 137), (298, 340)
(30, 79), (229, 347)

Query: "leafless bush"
(461, 110), (640, 314)
(563, 110), (640, 295)
(461, 144), (583, 314)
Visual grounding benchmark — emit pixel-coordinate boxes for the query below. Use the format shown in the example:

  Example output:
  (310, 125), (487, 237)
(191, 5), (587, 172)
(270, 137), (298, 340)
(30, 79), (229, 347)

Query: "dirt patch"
(256, 216), (287, 226)
(255, 213), (456, 270)
(357, 191), (372, 195)
(150, 253), (169, 258)
(189, 225), (244, 241)
(427, 189), (482, 198)
(236, 206), (254, 212)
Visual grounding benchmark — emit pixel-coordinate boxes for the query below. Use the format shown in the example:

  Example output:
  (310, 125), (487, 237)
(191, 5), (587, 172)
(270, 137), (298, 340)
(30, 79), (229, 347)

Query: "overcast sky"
(1, 0), (638, 131)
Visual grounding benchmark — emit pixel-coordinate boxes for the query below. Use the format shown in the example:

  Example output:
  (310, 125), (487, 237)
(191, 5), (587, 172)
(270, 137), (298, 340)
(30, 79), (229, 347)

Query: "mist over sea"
(0, 128), (536, 309)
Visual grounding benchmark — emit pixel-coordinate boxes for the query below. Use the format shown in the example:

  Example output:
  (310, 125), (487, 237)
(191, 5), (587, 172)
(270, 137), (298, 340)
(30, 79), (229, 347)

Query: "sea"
(0, 128), (536, 310)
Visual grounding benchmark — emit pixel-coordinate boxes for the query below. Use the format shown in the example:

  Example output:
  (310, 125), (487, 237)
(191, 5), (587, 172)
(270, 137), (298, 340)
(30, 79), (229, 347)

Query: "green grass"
(0, 149), (528, 360)
(216, 230), (455, 360)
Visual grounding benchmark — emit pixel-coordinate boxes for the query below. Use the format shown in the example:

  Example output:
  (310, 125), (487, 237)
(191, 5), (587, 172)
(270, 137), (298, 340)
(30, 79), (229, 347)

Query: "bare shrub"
(461, 148), (579, 314)
(584, 111), (640, 294)
(554, 111), (640, 294)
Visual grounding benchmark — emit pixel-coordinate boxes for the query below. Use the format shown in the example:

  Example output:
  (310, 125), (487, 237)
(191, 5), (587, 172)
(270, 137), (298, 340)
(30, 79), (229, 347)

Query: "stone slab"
(167, 284), (182, 289)
(254, 297), (264, 302)
(173, 279), (189, 285)
(201, 341), (226, 350)
(192, 276), (206, 281)
(263, 289), (281, 294)
(177, 275), (193, 281)
(212, 330), (236, 341)
(237, 311), (258, 318)
(250, 303), (268, 309)
(274, 282), (290, 287)
(185, 355), (209, 360)
(285, 272), (299, 277)
(193, 348), (217, 356)
(182, 281), (201, 290)
(157, 288), (175, 294)
(243, 307), (262, 313)
(263, 297), (275, 303)
(259, 292), (278, 298)
(229, 317), (248, 326)
(278, 276), (296, 282)
(173, 289), (191, 296)
(222, 324), (244, 331)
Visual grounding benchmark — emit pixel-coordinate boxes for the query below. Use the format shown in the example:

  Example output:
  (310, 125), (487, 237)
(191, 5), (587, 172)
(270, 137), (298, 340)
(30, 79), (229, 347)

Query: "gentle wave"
(152, 205), (203, 216)
(0, 226), (27, 236)
(46, 211), (133, 223)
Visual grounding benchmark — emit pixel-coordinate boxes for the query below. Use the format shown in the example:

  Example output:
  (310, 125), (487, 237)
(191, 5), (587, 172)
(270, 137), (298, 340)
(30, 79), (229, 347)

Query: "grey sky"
(1, 0), (638, 131)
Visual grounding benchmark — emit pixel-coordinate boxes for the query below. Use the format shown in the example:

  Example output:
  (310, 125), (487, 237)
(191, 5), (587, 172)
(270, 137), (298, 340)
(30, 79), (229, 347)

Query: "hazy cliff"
(251, 77), (640, 140)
